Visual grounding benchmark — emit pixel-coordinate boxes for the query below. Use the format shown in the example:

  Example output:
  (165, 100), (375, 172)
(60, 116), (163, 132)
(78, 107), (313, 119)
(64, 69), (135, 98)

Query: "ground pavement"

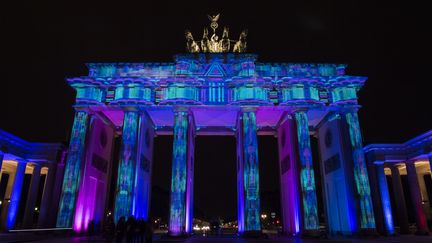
(1, 233), (432, 243)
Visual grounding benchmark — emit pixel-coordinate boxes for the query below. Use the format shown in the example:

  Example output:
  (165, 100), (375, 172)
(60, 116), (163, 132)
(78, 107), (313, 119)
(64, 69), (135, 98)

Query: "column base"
(397, 226), (411, 235)
(414, 229), (429, 236)
(166, 231), (191, 238)
(238, 230), (267, 238)
(359, 228), (379, 237)
(165, 231), (194, 238)
(301, 229), (324, 238)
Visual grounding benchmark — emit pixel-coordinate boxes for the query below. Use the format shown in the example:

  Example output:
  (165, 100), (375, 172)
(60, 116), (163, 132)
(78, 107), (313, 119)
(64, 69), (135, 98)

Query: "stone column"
(4, 160), (27, 230)
(236, 111), (245, 233)
(50, 153), (66, 227)
(406, 162), (429, 234)
(185, 113), (195, 234)
(56, 111), (89, 228)
(23, 164), (42, 228)
(168, 109), (189, 236)
(277, 114), (301, 235)
(367, 161), (385, 235)
(294, 111), (319, 232)
(38, 164), (56, 227)
(237, 110), (261, 233)
(375, 163), (395, 235)
(132, 111), (155, 222)
(114, 110), (139, 222)
(344, 111), (375, 229)
(389, 165), (409, 234)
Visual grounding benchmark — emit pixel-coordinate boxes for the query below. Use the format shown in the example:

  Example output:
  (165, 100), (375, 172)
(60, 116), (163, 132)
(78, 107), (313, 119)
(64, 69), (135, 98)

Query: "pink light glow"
(73, 176), (98, 232)
(277, 118), (301, 234)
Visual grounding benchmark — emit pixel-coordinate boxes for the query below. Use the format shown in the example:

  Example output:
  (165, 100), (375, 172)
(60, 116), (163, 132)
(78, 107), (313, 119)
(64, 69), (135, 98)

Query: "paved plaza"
(1, 233), (432, 243)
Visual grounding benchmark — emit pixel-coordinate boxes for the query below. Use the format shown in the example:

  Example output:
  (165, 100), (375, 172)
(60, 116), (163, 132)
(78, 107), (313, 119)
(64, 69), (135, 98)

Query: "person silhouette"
(115, 216), (126, 243)
(104, 215), (115, 243)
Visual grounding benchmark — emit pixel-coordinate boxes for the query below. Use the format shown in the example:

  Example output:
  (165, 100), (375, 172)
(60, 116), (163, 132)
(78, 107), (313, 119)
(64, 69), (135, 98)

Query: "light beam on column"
(114, 111), (139, 222)
(345, 112), (376, 229)
(238, 111), (261, 233)
(294, 111), (319, 231)
(277, 115), (301, 235)
(132, 112), (155, 221)
(406, 161), (429, 234)
(57, 111), (89, 228)
(185, 113), (195, 234)
(169, 110), (188, 235)
(6, 160), (27, 230)
(375, 163), (395, 235)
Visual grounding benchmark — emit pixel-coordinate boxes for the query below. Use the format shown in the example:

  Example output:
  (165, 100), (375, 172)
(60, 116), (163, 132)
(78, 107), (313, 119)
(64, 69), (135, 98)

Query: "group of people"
(103, 215), (153, 243)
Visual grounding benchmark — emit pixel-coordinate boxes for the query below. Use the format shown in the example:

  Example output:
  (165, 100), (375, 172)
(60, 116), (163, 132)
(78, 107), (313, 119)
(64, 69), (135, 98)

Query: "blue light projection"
(236, 116), (246, 233)
(64, 53), (380, 236)
(294, 111), (319, 230)
(57, 111), (89, 227)
(345, 112), (375, 229)
(114, 111), (139, 222)
(6, 161), (26, 230)
(242, 111), (261, 231)
(375, 163), (395, 235)
(185, 114), (195, 234)
(331, 87), (357, 102)
(169, 111), (188, 235)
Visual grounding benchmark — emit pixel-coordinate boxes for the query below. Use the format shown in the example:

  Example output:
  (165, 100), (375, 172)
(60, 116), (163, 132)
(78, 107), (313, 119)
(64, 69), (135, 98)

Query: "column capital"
(291, 107), (309, 114)
(240, 106), (257, 113)
(73, 107), (91, 113)
(331, 104), (362, 113)
(389, 163), (402, 171)
(16, 158), (27, 164)
(173, 106), (189, 113)
(373, 160), (385, 164)
(122, 106), (140, 112)
(30, 163), (43, 172)
(405, 160), (417, 165)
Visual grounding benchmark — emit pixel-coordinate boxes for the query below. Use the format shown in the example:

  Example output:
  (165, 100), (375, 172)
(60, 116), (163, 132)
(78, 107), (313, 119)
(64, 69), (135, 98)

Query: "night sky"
(2, 1), (431, 221)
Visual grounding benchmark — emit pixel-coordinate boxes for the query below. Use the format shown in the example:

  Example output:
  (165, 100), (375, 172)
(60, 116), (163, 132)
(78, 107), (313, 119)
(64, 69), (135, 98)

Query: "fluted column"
(132, 112), (155, 221)
(344, 111), (375, 229)
(5, 160), (27, 230)
(375, 163), (395, 235)
(23, 164), (42, 228)
(277, 115), (301, 235)
(50, 154), (66, 227)
(237, 109), (261, 233)
(294, 111), (319, 232)
(406, 162), (429, 234)
(114, 110), (139, 222)
(169, 109), (189, 235)
(37, 165), (56, 227)
(56, 111), (89, 227)
(185, 113), (195, 234)
(389, 165), (409, 234)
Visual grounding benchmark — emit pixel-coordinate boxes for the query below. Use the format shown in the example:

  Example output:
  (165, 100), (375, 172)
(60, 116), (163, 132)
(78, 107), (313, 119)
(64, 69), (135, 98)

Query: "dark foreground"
(1, 233), (432, 243)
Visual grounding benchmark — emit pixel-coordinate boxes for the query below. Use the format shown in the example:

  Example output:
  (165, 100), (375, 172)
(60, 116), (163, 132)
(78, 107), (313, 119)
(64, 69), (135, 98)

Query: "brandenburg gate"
(55, 15), (377, 236)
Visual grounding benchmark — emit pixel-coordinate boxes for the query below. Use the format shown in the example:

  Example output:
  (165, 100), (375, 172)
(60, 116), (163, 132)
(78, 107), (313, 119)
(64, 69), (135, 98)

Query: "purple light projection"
(57, 111), (89, 228)
(277, 115), (301, 235)
(185, 113), (195, 233)
(168, 110), (188, 235)
(62, 53), (379, 237)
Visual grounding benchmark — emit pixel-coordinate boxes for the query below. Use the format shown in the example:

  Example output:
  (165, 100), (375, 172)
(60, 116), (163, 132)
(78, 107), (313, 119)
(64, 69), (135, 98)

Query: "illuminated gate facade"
(55, 52), (377, 236)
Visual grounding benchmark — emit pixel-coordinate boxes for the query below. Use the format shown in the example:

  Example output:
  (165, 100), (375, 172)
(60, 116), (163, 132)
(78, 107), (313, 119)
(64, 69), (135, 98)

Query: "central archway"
(194, 136), (237, 232)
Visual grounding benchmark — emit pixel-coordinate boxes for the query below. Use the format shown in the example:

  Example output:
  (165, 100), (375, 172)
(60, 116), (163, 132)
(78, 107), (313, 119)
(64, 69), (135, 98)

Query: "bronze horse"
(233, 29), (248, 53)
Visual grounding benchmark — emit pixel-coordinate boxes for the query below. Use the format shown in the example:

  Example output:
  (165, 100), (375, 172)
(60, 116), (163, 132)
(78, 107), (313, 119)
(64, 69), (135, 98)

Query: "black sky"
(2, 0), (431, 221)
